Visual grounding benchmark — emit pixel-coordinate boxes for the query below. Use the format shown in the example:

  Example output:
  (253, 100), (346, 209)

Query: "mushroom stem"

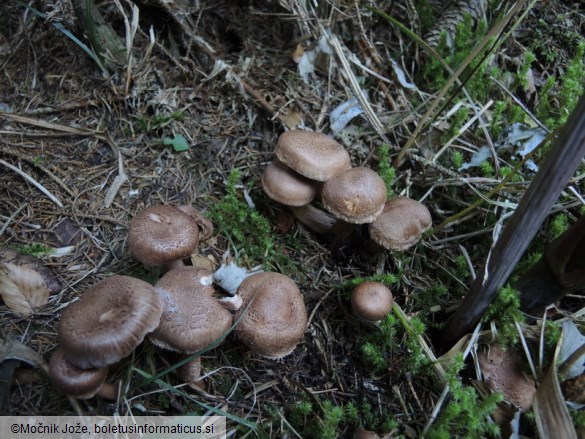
(176, 356), (203, 388)
(96, 382), (118, 400)
(163, 259), (186, 272)
(290, 204), (355, 237)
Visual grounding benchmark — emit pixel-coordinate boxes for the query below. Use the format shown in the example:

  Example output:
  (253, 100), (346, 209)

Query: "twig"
(0, 203), (28, 237)
(0, 159), (63, 208)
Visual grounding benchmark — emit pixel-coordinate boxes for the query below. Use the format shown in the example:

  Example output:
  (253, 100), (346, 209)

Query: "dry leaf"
(0, 263), (51, 316)
(0, 337), (44, 368)
(0, 247), (62, 294)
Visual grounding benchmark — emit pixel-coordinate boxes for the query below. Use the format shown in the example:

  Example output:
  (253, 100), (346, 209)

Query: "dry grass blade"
(390, 0), (531, 165)
(533, 330), (578, 439)
(0, 159), (63, 208)
(0, 113), (128, 208)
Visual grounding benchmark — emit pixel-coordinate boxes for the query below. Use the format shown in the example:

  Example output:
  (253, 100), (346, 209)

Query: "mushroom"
(290, 204), (346, 234)
(261, 158), (321, 206)
(321, 167), (387, 224)
(368, 197), (432, 251)
(59, 275), (162, 370)
(477, 343), (536, 411)
(233, 272), (307, 358)
(149, 266), (232, 384)
(352, 429), (381, 439)
(127, 205), (203, 270)
(274, 130), (351, 181)
(174, 204), (214, 242)
(351, 282), (393, 321)
(49, 349), (117, 400)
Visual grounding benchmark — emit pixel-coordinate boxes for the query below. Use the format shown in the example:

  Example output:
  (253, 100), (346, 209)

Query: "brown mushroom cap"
(49, 349), (115, 400)
(275, 130), (351, 181)
(352, 429), (381, 439)
(127, 205), (201, 266)
(149, 266), (232, 354)
(321, 167), (387, 224)
(233, 272), (307, 358)
(351, 282), (393, 321)
(261, 159), (321, 206)
(59, 275), (162, 369)
(368, 197), (432, 250)
(477, 343), (536, 411)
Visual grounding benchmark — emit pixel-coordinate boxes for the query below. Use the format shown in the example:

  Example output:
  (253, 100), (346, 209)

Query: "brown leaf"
(0, 263), (51, 316)
(0, 337), (44, 368)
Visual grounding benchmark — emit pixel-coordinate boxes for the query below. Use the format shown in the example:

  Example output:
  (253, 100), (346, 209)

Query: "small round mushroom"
(149, 266), (233, 384)
(261, 158), (321, 206)
(127, 205), (202, 269)
(59, 275), (162, 369)
(49, 349), (117, 400)
(368, 197), (432, 251)
(352, 429), (381, 439)
(321, 167), (387, 224)
(233, 272), (307, 358)
(275, 130), (351, 181)
(351, 282), (393, 321)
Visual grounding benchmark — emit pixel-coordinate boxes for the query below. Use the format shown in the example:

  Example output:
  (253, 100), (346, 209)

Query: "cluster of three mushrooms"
(262, 130), (432, 250)
(125, 205), (308, 384)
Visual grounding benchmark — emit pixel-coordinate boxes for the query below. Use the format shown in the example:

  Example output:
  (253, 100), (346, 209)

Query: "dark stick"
(439, 93), (585, 351)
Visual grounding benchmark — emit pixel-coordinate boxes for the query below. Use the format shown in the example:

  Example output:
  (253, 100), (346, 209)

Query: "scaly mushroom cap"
(368, 197), (432, 250)
(127, 205), (201, 266)
(149, 266), (232, 353)
(49, 349), (112, 399)
(321, 167), (387, 224)
(261, 158), (321, 206)
(275, 130), (351, 181)
(234, 272), (307, 358)
(351, 282), (393, 321)
(59, 275), (162, 369)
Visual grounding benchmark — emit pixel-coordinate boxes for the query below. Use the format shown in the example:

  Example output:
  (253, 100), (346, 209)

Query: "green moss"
(288, 396), (397, 438)
(480, 160), (495, 178)
(549, 213), (568, 239)
(207, 169), (278, 268)
(537, 41), (585, 130)
(9, 243), (52, 257)
(482, 285), (524, 347)
(377, 144), (396, 197)
(426, 353), (503, 438)
(451, 150), (464, 169)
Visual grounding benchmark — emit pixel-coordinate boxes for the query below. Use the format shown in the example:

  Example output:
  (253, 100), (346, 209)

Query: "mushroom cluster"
(262, 130), (432, 250)
(48, 203), (309, 397)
